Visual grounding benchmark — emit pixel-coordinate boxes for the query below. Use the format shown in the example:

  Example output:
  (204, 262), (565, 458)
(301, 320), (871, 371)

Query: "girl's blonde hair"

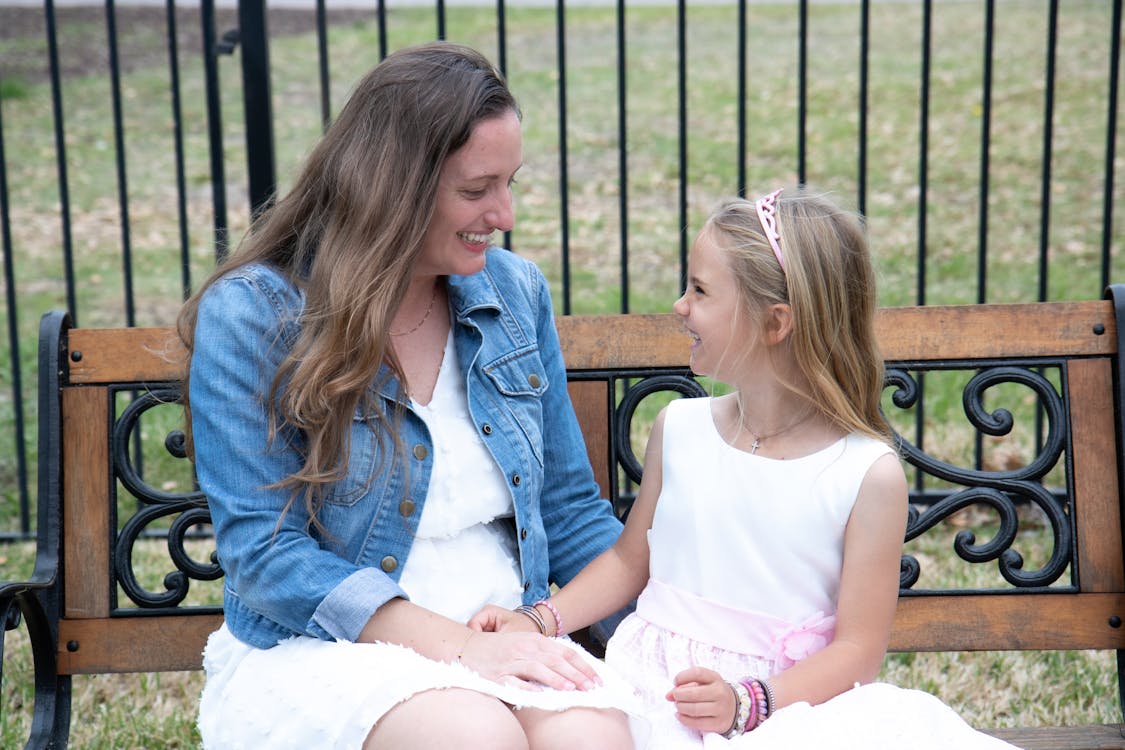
(177, 42), (519, 529)
(705, 189), (890, 442)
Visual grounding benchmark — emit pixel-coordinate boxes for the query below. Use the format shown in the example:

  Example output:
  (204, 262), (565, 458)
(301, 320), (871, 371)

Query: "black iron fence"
(0, 0), (1121, 537)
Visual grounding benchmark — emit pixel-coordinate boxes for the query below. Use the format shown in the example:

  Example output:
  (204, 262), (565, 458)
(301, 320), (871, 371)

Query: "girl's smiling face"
(672, 227), (752, 379)
(415, 109), (523, 279)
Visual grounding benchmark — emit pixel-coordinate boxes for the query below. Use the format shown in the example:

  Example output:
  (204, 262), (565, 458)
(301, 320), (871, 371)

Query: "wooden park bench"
(4, 287), (1125, 748)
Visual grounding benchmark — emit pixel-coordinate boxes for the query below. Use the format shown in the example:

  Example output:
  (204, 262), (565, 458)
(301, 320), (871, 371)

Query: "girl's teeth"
(459, 231), (491, 244)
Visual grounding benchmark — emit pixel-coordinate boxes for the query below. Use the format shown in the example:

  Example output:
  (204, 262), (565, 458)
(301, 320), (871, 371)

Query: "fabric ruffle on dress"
(200, 624), (645, 750)
(708, 683), (1020, 750)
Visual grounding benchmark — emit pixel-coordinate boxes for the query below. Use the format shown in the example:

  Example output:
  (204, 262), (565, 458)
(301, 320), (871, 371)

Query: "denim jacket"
(190, 249), (623, 649)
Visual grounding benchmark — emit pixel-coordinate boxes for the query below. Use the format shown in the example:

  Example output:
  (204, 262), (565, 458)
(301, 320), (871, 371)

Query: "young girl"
(472, 189), (1020, 749)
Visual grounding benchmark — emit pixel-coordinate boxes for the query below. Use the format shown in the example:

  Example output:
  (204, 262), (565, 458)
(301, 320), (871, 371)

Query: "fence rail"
(0, 0), (1121, 537)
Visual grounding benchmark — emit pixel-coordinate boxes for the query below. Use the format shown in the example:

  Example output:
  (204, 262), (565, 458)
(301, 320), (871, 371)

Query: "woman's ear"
(765, 303), (794, 345)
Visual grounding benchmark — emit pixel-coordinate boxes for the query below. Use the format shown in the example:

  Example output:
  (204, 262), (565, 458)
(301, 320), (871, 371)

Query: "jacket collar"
(448, 263), (503, 320)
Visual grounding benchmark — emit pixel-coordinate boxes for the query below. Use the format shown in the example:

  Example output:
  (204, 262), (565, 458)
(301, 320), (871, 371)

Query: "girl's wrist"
(722, 681), (750, 739)
(513, 604), (548, 635)
(533, 599), (563, 637)
(722, 677), (773, 738)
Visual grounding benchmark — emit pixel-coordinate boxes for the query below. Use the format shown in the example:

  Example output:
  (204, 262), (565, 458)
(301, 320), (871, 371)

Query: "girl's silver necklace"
(745, 410), (816, 455)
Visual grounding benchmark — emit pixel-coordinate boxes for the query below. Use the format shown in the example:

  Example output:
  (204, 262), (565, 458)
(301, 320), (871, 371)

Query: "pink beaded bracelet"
(744, 679), (768, 731)
(534, 599), (563, 637)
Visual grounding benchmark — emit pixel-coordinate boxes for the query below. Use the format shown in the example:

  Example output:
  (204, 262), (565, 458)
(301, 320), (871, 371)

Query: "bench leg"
(1, 591), (71, 749)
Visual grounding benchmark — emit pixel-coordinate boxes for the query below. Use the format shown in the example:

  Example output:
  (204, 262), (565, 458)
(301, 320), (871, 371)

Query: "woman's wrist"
(453, 630), (475, 665)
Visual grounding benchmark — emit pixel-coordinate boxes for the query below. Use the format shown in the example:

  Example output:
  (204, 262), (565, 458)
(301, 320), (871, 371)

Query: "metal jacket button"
(511, 474), (521, 486)
(520, 528), (528, 540)
(527, 373), (541, 388)
(380, 556), (398, 573)
(399, 500), (416, 517)
(481, 423), (493, 435)
(412, 444), (427, 460)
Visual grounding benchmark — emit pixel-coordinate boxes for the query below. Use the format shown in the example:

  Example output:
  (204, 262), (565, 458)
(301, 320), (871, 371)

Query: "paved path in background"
(1, 0), (885, 8)
(0, 0), (737, 7)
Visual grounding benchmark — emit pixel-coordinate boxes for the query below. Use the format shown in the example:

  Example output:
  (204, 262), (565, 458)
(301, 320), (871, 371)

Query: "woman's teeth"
(458, 231), (492, 245)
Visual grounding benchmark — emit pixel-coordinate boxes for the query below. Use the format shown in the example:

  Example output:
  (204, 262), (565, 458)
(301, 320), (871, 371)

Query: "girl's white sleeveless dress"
(197, 332), (640, 749)
(605, 396), (1019, 750)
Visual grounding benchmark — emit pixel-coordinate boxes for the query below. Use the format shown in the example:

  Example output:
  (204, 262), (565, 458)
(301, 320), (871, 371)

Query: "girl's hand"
(458, 631), (604, 692)
(467, 604), (538, 633)
(666, 666), (736, 735)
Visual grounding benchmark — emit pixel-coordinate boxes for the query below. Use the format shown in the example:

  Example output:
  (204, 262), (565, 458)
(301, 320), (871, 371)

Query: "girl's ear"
(765, 303), (794, 345)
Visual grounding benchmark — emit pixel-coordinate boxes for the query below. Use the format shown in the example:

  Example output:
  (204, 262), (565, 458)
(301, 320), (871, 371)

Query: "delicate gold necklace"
(390, 285), (438, 337)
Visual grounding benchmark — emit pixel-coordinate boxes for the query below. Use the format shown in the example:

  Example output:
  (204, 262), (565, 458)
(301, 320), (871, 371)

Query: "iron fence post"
(239, 0), (276, 217)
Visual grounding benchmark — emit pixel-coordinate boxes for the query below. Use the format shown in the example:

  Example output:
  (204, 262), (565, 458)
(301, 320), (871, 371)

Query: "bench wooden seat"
(4, 287), (1125, 748)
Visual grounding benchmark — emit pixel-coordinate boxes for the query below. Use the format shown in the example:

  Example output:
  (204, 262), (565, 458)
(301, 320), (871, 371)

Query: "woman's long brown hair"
(177, 42), (518, 531)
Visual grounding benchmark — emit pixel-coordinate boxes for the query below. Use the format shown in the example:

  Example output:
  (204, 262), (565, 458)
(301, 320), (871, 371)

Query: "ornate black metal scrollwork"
(111, 386), (219, 611)
(614, 373), (707, 486)
(887, 363), (1073, 591)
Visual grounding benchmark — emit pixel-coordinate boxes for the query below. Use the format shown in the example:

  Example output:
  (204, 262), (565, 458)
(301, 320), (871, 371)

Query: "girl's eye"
(463, 189), (487, 199)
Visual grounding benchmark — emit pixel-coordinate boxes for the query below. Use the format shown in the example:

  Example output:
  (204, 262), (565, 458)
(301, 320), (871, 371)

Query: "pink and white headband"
(754, 188), (785, 271)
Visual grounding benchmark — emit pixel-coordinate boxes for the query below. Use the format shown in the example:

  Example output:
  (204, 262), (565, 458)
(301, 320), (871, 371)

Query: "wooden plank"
(57, 614), (222, 674)
(984, 724), (1125, 750)
(67, 299), (1117, 384)
(557, 314), (689, 370)
(555, 301), (1117, 372)
(569, 380), (611, 501)
(67, 327), (185, 384)
(875, 300), (1116, 361)
(1069, 359), (1125, 592)
(62, 387), (112, 619)
(889, 593), (1125, 652)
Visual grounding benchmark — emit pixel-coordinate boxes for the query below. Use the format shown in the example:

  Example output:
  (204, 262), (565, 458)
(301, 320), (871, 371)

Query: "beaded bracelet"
(534, 599), (563, 637)
(722, 681), (754, 739)
(744, 679), (768, 731)
(513, 604), (548, 635)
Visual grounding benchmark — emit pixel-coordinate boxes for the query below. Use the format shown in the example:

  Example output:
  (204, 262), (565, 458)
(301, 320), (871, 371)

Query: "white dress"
(604, 396), (1020, 750)
(198, 331), (640, 749)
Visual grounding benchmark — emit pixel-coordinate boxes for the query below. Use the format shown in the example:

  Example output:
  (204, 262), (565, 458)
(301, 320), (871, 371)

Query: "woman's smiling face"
(415, 109), (523, 279)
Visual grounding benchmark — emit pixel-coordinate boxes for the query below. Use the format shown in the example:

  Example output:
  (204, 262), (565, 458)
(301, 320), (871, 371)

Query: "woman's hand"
(459, 630), (604, 692)
(666, 666), (736, 735)
(467, 604), (537, 633)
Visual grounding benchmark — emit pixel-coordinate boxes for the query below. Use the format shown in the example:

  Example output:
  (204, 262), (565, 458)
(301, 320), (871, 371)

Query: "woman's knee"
(364, 688), (529, 750)
(517, 706), (633, 750)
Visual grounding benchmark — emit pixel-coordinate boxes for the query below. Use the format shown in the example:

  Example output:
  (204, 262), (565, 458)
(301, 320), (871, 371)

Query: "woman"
(178, 42), (635, 749)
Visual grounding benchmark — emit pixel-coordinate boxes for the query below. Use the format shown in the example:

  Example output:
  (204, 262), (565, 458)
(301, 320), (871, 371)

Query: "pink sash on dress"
(635, 577), (836, 670)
